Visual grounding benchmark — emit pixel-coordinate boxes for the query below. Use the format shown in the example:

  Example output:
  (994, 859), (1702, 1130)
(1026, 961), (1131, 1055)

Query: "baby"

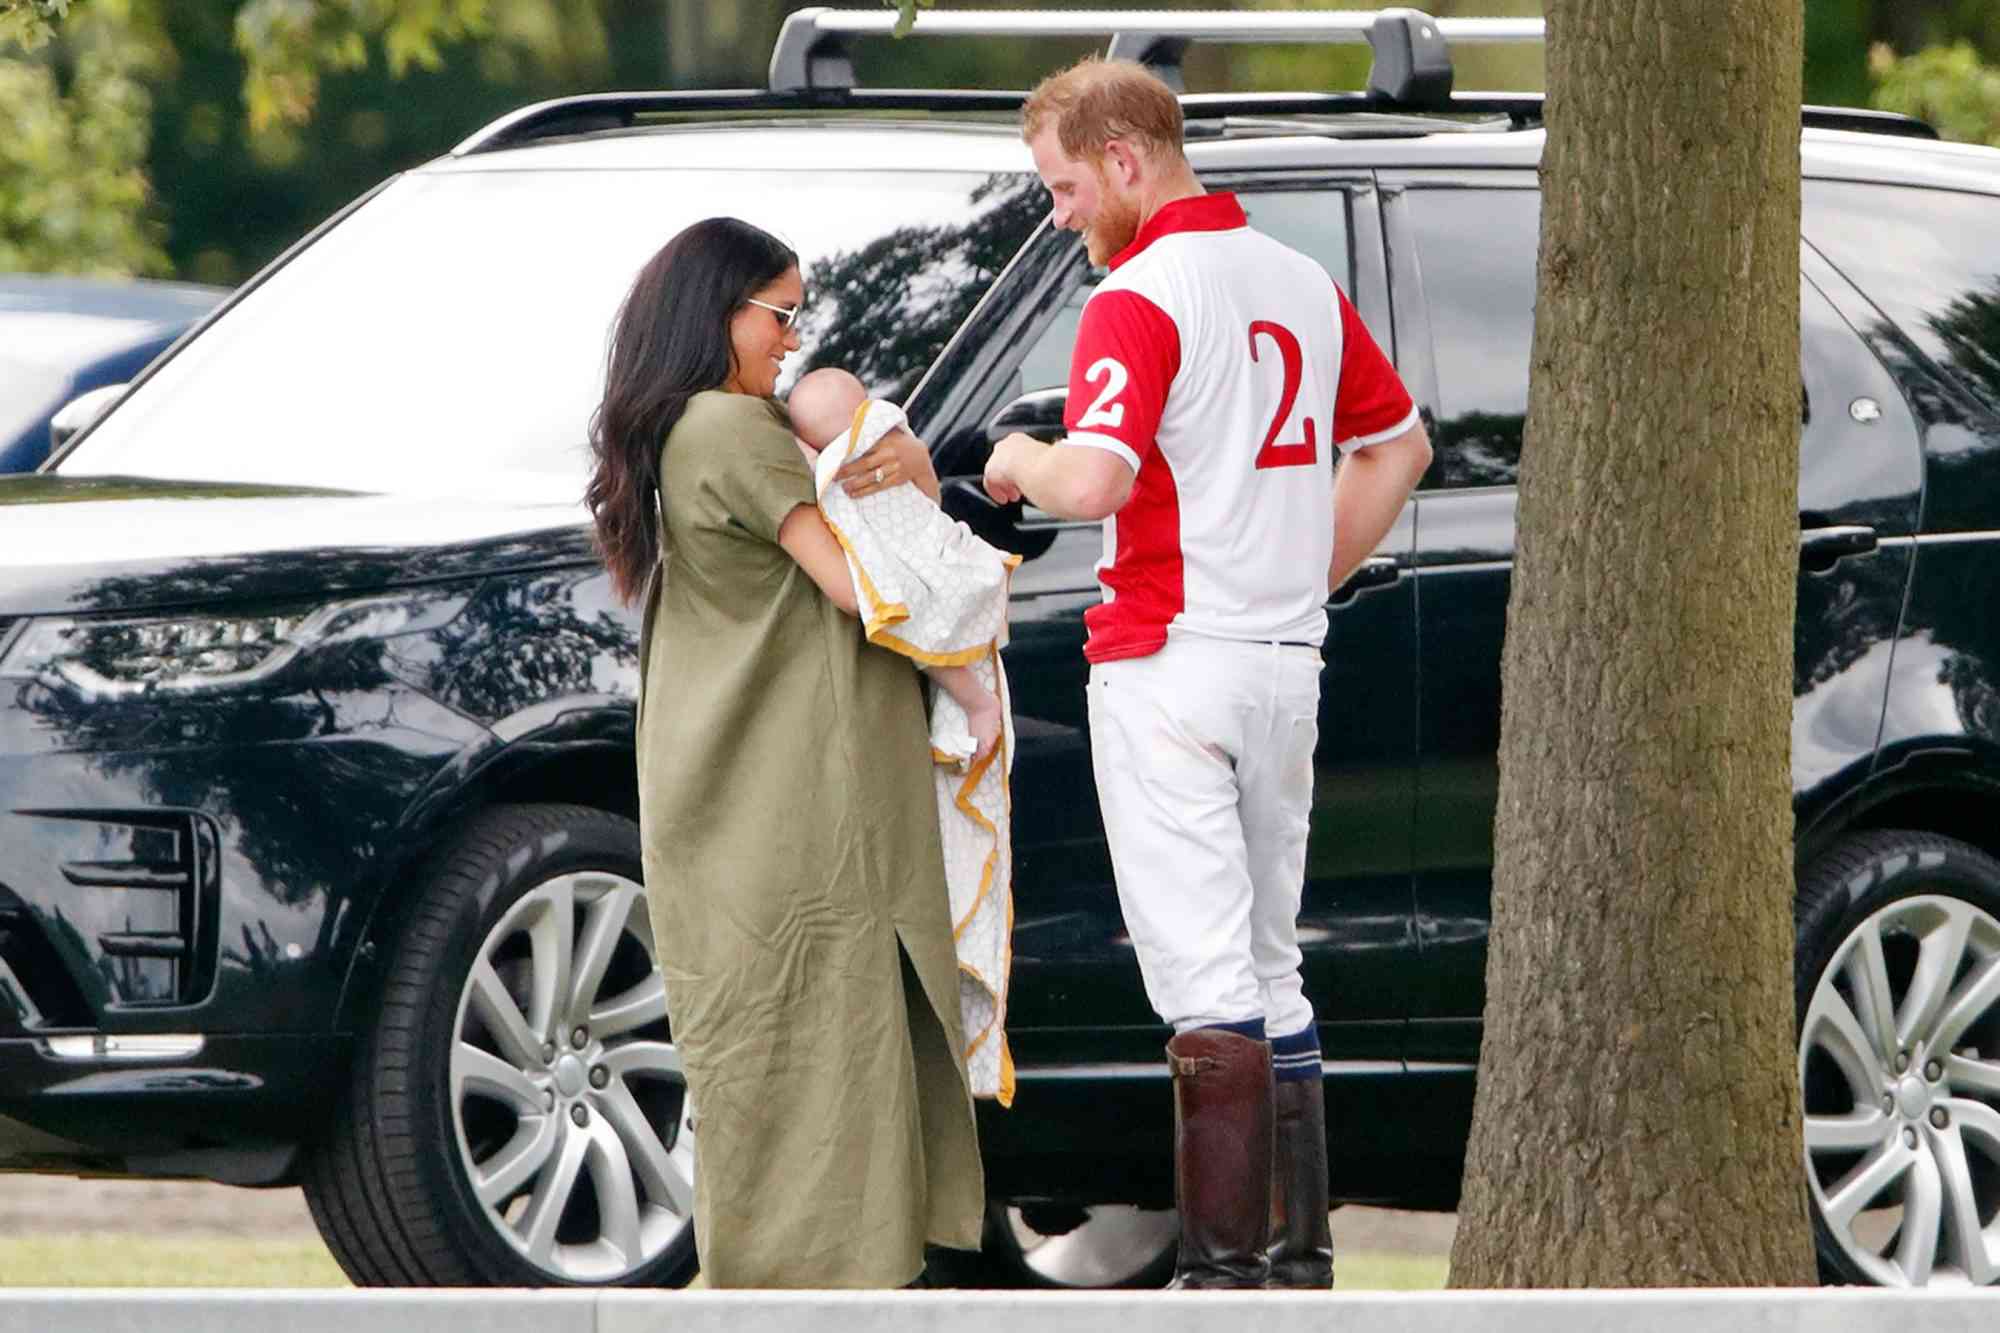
(790, 366), (1004, 767)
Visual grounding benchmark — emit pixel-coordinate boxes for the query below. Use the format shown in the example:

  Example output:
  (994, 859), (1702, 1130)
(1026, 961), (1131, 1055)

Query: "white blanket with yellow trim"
(811, 398), (1020, 1105)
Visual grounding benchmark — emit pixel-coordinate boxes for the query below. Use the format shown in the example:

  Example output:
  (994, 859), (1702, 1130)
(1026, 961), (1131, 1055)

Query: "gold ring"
(874, 467), (885, 484)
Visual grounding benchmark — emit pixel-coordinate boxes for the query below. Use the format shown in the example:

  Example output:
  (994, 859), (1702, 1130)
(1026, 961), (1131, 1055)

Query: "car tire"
(302, 803), (697, 1287)
(1795, 829), (2000, 1288)
(950, 1202), (1180, 1288)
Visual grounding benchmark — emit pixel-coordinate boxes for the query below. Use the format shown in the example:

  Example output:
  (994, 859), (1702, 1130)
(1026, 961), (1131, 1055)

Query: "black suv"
(4, 7), (2000, 1292)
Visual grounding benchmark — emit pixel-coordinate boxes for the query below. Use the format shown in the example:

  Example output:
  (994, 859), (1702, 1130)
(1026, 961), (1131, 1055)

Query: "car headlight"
(0, 589), (468, 699)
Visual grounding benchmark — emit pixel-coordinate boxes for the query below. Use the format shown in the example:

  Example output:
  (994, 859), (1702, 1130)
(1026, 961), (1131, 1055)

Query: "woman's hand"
(838, 427), (940, 502)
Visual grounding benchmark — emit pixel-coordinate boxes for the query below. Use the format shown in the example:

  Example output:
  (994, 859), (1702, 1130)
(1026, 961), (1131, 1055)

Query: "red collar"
(1107, 192), (1248, 270)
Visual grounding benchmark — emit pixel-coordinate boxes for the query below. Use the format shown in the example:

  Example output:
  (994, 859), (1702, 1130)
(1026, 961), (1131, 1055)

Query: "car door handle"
(1798, 524), (1878, 572)
(1329, 556), (1402, 606)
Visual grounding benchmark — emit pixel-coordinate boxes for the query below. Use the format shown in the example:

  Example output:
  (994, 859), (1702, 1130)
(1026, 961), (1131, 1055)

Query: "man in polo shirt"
(984, 57), (1433, 1290)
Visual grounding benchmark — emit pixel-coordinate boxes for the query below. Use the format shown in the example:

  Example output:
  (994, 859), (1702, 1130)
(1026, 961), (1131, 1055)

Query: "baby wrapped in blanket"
(791, 367), (1020, 1105)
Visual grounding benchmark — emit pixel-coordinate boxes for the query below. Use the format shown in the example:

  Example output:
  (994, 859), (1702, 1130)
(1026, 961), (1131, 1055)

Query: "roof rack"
(770, 7), (1542, 102)
(446, 7), (1938, 158)
(451, 89), (1556, 155)
(1800, 105), (1938, 140)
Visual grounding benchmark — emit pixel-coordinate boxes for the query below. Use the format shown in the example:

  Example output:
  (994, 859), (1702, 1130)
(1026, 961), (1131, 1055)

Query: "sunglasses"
(745, 297), (804, 331)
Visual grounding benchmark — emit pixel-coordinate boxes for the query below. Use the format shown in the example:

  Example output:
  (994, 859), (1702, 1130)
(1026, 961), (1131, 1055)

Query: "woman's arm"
(776, 503), (860, 616)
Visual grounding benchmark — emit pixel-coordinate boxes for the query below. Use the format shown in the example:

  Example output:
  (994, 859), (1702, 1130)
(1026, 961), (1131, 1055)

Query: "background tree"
(1447, 1), (1815, 1287)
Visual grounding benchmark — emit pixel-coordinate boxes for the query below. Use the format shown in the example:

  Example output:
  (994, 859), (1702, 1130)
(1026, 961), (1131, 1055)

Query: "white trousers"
(1086, 635), (1321, 1036)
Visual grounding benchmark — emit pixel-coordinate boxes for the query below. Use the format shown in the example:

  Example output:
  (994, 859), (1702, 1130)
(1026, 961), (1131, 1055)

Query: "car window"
(1805, 180), (2000, 422)
(1407, 187), (1538, 490)
(60, 168), (1043, 493)
(1012, 190), (1354, 396)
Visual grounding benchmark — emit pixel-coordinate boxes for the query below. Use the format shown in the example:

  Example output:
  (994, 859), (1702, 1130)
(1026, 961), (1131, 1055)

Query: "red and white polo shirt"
(1063, 192), (1419, 663)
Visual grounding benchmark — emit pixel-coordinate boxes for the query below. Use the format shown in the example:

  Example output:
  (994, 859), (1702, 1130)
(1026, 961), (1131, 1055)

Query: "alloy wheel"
(1001, 1204), (1180, 1287)
(448, 870), (692, 1282)
(1800, 892), (2000, 1286)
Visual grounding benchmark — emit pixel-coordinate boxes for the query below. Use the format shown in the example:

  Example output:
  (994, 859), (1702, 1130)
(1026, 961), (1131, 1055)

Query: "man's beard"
(1084, 190), (1142, 266)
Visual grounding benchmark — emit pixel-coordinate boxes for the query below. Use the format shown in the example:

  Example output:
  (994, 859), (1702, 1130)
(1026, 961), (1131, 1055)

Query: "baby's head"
(788, 367), (868, 454)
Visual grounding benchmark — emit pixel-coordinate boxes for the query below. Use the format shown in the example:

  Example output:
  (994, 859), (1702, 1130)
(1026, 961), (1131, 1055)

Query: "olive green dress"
(634, 389), (984, 1289)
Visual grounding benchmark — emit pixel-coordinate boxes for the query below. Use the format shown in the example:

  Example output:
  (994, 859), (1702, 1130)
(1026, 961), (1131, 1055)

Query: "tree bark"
(1448, 0), (1816, 1288)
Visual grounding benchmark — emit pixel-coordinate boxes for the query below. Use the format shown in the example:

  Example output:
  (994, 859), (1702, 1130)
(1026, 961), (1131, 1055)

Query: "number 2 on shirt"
(1075, 357), (1129, 430)
(1249, 320), (1318, 470)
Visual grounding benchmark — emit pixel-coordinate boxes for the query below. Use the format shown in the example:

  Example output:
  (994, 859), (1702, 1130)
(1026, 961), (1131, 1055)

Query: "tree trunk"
(1448, 0), (1816, 1288)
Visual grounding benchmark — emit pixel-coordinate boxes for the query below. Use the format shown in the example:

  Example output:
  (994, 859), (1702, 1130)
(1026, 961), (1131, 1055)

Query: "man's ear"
(1102, 139), (1142, 187)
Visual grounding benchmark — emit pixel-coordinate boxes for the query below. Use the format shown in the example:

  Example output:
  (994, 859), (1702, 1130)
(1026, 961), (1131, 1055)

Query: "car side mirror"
(986, 387), (1067, 444)
(50, 383), (128, 452)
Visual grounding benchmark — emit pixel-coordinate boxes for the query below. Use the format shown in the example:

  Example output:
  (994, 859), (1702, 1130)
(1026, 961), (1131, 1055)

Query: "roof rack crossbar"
(769, 7), (1542, 102)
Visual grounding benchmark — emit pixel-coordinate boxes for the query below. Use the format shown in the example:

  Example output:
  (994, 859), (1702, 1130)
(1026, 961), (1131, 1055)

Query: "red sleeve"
(1332, 288), (1418, 451)
(1063, 288), (1181, 472)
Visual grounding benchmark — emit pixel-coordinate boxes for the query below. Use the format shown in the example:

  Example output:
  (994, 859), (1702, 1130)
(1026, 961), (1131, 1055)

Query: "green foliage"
(0, 0), (69, 51)
(0, 1), (169, 275)
(1870, 40), (2000, 145)
(888, 0), (930, 41)
(234, 0), (494, 131)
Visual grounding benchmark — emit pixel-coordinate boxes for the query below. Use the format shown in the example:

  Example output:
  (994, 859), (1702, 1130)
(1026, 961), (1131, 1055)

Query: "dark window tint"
(1805, 180), (2000, 421)
(1799, 276), (1923, 526)
(1408, 188), (1538, 489)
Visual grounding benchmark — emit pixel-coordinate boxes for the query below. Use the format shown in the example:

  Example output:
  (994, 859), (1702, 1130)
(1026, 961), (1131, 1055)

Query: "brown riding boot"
(1266, 1075), (1334, 1288)
(1165, 1027), (1274, 1289)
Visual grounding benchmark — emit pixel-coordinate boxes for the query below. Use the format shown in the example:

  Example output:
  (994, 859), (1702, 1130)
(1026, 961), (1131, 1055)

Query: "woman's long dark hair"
(587, 217), (798, 604)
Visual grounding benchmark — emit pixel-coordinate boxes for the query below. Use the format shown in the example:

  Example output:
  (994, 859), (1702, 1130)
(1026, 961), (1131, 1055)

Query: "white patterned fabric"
(811, 399), (1020, 1104)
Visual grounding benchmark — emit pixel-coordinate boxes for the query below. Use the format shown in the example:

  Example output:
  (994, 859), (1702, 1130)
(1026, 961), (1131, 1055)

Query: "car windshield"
(60, 165), (1044, 494)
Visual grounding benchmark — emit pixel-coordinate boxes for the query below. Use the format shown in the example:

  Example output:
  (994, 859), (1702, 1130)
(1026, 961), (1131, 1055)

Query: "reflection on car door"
(1394, 178), (1924, 1073)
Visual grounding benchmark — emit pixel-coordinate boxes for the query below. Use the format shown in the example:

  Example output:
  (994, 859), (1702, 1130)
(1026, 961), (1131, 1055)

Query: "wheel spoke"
(592, 973), (668, 1038)
(454, 1040), (544, 1113)
(1823, 1142), (1913, 1232)
(527, 879), (577, 1042)
(1805, 1109), (1894, 1156)
(586, 1120), (646, 1263)
(1806, 982), (1889, 1096)
(597, 1082), (692, 1213)
(1898, 1143), (1943, 1287)
(474, 1115), (561, 1208)
(602, 1040), (683, 1082)
(518, 1121), (590, 1264)
(570, 880), (641, 1026)
(1846, 922), (1900, 1066)
(1947, 1053), (2000, 1099)
(1930, 955), (2000, 1059)
(1926, 1113), (1999, 1284)
(469, 955), (544, 1071)
(1900, 905), (1974, 1051)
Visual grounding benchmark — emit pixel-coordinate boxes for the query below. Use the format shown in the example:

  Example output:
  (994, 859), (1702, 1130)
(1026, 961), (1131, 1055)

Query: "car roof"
(417, 115), (2000, 198)
(422, 120), (1040, 175)
(0, 277), (226, 367)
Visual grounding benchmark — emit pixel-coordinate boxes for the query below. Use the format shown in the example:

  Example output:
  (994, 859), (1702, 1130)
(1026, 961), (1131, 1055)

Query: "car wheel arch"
(330, 738), (640, 1036)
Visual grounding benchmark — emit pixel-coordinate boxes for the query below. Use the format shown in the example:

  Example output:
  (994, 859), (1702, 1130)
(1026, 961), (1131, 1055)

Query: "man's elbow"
(1068, 470), (1135, 521)
(1405, 428), (1433, 481)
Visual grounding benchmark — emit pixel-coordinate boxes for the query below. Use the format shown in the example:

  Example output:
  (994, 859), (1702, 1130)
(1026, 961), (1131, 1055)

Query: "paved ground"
(0, 1175), (1456, 1254)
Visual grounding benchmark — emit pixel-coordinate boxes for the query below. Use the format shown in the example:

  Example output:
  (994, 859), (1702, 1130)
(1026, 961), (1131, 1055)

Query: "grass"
(0, 1235), (349, 1288)
(1333, 1252), (1450, 1290)
(0, 1236), (1449, 1291)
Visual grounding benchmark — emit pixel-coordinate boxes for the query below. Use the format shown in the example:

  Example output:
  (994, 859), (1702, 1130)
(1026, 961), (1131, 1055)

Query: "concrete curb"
(3, 1288), (2000, 1333)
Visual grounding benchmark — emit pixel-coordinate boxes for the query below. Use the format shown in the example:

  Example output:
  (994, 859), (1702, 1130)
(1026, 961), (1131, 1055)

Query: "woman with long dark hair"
(586, 218), (983, 1288)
